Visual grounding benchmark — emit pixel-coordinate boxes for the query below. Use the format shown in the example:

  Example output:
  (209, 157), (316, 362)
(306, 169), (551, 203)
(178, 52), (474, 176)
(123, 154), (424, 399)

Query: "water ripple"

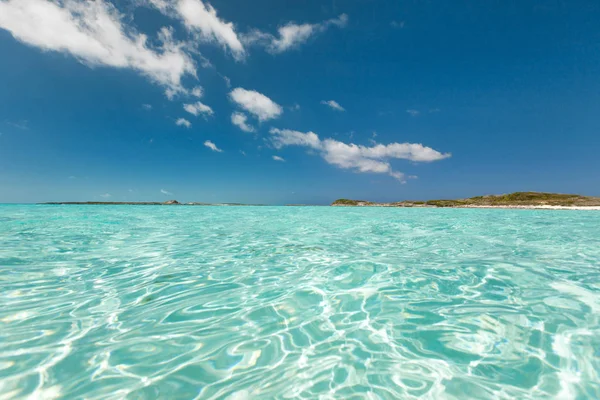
(1, 205), (600, 399)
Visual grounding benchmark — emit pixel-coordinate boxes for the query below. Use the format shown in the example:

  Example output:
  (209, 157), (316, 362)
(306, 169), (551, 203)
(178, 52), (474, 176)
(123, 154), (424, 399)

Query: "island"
(41, 200), (268, 206)
(331, 192), (600, 210)
(43, 200), (183, 205)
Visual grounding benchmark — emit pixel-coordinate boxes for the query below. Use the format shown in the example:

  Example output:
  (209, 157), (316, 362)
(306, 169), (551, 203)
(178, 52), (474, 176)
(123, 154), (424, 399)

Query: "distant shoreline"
(459, 205), (600, 210)
(332, 204), (600, 210)
(35, 203), (600, 210)
(34, 192), (600, 210)
(40, 201), (268, 206)
(331, 192), (600, 210)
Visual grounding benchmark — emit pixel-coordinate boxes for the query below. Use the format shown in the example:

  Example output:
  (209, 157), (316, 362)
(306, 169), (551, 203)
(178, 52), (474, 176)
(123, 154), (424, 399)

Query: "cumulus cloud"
(229, 88), (282, 121)
(270, 128), (322, 150)
(269, 128), (450, 182)
(100, 193), (111, 198)
(406, 109), (420, 117)
(142, 104), (152, 110)
(191, 86), (204, 98)
(176, 118), (191, 127)
(272, 155), (285, 162)
(0, 0), (196, 96)
(147, 0), (171, 12)
(231, 112), (255, 132)
(204, 140), (222, 152)
(243, 14), (347, 53)
(160, 188), (173, 195)
(321, 100), (345, 112)
(171, 0), (245, 60)
(184, 101), (214, 116)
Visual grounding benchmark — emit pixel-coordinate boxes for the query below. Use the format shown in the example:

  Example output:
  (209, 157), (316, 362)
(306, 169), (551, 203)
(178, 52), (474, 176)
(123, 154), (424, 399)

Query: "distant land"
(332, 192), (600, 209)
(41, 200), (267, 206)
(39, 192), (600, 209)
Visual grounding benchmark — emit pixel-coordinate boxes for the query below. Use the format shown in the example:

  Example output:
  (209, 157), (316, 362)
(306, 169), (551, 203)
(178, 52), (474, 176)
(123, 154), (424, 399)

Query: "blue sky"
(1, 0), (599, 204)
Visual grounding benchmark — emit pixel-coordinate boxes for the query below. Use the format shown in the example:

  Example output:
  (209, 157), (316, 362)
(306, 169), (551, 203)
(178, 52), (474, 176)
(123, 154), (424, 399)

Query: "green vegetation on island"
(332, 192), (600, 208)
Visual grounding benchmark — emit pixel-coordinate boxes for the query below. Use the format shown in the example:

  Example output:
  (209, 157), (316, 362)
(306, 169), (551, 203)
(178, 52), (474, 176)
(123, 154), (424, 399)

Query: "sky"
(0, 0), (599, 205)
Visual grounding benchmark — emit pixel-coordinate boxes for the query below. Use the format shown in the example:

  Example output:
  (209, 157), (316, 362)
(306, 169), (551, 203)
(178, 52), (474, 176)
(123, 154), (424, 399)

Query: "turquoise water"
(1, 205), (600, 399)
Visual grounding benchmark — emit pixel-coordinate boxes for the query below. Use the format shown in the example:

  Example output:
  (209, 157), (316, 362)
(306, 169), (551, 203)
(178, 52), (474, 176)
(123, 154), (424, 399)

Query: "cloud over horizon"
(269, 128), (450, 182)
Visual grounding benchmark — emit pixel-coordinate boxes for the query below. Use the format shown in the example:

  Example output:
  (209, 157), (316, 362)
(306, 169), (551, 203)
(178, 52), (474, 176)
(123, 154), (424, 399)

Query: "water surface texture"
(1, 205), (600, 399)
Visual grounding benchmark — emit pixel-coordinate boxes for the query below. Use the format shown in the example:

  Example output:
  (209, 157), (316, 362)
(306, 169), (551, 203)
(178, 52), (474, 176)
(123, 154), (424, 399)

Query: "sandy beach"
(461, 205), (600, 210)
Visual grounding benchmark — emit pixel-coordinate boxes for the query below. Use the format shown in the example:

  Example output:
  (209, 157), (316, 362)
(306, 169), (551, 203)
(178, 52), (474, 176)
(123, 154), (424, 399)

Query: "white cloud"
(204, 140), (222, 152)
(100, 193), (111, 198)
(270, 128), (321, 150)
(176, 118), (191, 127)
(406, 109), (420, 117)
(174, 0), (245, 60)
(142, 104), (152, 110)
(231, 112), (255, 132)
(160, 189), (173, 195)
(0, 0), (196, 96)
(321, 100), (345, 112)
(165, 87), (178, 100)
(269, 24), (314, 53)
(147, 0), (171, 12)
(6, 120), (29, 130)
(229, 88), (282, 121)
(184, 101), (214, 116)
(7, 120), (29, 130)
(389, 171), (406, 181)
(243, 14), (348, 54)
(272, 155), (285, 162)
(391, 20), (405, 29)
(269, 128), (450, 182)
(191, 86), (204, 98)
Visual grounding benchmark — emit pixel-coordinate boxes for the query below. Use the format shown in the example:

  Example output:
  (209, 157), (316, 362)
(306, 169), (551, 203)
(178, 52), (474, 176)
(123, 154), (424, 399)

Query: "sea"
(1, 205), (599, 399)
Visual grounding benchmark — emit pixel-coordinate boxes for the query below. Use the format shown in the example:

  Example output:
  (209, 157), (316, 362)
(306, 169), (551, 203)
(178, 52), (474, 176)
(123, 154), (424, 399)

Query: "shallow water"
(1, 205), (599, 399)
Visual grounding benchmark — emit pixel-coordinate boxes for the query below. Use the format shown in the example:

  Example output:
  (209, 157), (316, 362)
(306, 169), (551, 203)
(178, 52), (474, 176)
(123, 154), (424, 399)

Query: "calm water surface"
(1, 205), (599, 399)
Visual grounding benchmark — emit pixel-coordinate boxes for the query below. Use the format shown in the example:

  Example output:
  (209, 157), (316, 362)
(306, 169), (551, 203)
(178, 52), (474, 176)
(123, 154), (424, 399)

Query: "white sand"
(461, 205), (600, 210)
